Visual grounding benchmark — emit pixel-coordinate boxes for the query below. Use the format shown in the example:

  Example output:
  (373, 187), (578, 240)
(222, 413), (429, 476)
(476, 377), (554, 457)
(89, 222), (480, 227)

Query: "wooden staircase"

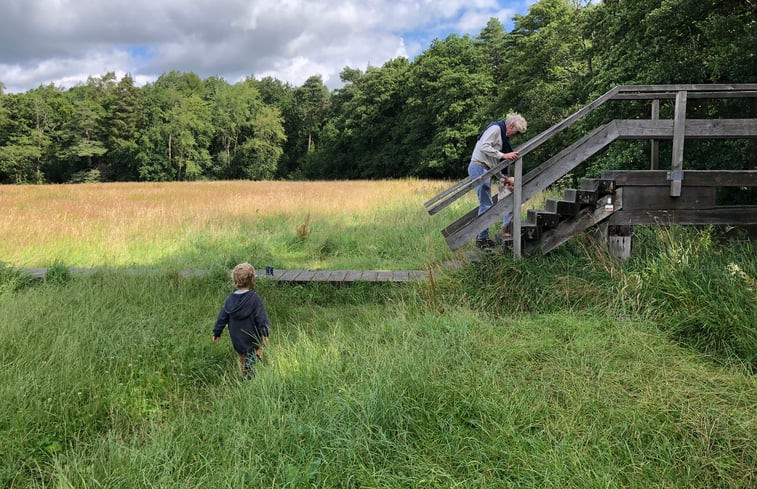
(504, 178), (619, 255)
(426, 84), (757, 258)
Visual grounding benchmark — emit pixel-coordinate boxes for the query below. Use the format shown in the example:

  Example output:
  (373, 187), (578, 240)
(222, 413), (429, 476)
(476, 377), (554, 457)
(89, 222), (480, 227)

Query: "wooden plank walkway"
(15, 267), (432, 283)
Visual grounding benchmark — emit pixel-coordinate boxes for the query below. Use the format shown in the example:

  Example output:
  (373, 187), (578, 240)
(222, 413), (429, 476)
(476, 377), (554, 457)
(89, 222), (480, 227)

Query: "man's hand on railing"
(502, 151), (519, 160)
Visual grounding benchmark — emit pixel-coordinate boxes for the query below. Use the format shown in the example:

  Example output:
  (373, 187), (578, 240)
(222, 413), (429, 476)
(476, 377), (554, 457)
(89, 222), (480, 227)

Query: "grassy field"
(0, 180), (465, 271)
(1, 180), (755, 488)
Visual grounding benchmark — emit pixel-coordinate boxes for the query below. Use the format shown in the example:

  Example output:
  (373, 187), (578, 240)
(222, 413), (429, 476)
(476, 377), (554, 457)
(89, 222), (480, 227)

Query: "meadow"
(0, 180), (460, 271)
(1, 180), (755, 488)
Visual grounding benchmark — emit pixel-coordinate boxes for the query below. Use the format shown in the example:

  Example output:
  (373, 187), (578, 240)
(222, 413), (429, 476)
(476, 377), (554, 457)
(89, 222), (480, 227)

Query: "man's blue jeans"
(468, 162), (513, 241)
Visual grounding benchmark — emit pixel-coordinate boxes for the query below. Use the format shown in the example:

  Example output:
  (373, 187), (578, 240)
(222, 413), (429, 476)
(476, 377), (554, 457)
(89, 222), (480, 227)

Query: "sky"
(0, 0), (538, 94)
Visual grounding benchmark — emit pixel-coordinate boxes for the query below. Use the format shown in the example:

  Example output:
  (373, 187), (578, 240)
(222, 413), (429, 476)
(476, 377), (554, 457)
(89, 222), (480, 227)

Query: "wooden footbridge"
(425, 84), (757, 258)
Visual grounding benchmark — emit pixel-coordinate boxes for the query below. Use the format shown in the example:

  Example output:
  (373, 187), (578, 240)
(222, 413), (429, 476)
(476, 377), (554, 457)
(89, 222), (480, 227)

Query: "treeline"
(0, 0), (754, 184)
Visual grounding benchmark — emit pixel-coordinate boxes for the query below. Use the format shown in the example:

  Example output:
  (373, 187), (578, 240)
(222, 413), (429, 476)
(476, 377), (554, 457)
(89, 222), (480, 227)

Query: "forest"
(0, 0), (754, 185)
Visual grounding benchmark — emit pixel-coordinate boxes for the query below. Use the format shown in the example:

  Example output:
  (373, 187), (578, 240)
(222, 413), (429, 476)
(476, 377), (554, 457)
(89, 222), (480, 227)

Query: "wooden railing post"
(650, 99), (660, 170)
(670, 91), (687, 196)
(513, 158), (523, 259)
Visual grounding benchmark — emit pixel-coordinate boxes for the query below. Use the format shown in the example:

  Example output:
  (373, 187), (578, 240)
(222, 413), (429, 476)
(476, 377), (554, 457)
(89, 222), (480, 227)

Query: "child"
(212, 263), (270, 376)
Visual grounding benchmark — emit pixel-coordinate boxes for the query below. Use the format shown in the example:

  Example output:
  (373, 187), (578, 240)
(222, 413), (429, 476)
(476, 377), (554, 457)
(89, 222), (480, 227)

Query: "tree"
(307, 58), (411, 179)
(103, 74), (145, 181)
(253, 76), (302, 178)
(0, 131), (49, 183)
(207, 78), (286, 180)
(295, 75), (330, 153)
(591, 0), (756, 86)
(137, 73), (213, 181)
(58, 74), (116, 182)
(207, 78), (261, 178)
(238, 105), (286, 179)
(0, 85), (67, 183)
(404, 35), (494, 178)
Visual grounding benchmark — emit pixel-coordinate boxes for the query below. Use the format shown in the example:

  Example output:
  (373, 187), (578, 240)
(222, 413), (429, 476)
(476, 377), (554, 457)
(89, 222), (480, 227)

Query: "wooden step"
(580, 178), (616, 194)
(546, 198), (581, 217)
(521, 224), (540, 240)
(527, 209), (561, 228)
(575, 189), (600, 205)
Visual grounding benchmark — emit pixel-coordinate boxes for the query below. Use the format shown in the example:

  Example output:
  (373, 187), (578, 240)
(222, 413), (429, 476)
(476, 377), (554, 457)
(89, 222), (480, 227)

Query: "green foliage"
(635, 226), (757, 366)
(0, 0), (755, 182)
(0, 263), (37, 293)
(1, 268), (755, 487)
(44, 261), (72, 285)
(442, 226), (757, 370)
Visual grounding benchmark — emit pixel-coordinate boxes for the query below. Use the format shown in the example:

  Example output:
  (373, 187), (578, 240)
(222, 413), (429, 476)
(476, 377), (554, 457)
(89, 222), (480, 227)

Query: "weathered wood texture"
(670, 91), (687, 196)
(513, 158), (523, 258)
(605, 170), (757, 226)
(535, 189), (623, 255)
(603, 170), (757, 187)
(608, 208), (757, 226)
(621, 186), (716, 210)
(426, 84), (757, 251)
(650, 99), (660, 170)
(614, 119), (757, 138)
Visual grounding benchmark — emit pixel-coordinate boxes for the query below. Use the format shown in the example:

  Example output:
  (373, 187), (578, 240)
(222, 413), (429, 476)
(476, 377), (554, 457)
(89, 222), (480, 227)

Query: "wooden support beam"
(670, 91), (687, 196)
(513, 158), (523, 259)
(650, 99), (660, 170)
(620, 186), (716, 210)
(607, 225), (633, 261)
(602, 170), (757, 187)
(608, 207), (757, 226)
(615, 119), (757, 138)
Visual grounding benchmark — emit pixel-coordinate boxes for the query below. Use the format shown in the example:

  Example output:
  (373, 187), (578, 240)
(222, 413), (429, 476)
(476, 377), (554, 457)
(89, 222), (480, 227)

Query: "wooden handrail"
(424, 86), (622, 214)
(426, 84), (757, 250)
(426, 84), (757, 214)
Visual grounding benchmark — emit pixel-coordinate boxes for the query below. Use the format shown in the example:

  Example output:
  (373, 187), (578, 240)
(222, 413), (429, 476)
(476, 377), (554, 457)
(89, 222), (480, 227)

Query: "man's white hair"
(505, 113), (527, 134)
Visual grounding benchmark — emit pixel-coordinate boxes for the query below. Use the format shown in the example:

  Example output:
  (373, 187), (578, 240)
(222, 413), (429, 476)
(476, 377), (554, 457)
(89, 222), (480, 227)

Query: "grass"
(0, 180), (464, 270)
(0, 179), (553, 271)
(1, 273), (755, 488)
(1, 180), (755, 487)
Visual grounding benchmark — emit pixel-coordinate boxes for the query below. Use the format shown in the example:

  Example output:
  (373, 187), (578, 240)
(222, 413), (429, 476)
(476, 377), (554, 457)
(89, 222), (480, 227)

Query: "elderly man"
(468, 113), (527, 249)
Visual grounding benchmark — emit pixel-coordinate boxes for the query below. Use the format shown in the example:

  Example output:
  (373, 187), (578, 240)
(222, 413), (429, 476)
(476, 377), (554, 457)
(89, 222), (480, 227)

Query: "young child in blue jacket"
(212, 263), (270, 376)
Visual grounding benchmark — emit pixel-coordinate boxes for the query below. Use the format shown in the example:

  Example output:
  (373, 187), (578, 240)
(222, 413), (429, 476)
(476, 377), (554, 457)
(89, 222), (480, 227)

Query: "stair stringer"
(527, 187), (624, 255)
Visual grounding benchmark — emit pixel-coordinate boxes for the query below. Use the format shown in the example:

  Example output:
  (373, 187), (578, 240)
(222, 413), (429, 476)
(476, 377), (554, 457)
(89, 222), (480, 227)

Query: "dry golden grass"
(1, 179), (458, 268)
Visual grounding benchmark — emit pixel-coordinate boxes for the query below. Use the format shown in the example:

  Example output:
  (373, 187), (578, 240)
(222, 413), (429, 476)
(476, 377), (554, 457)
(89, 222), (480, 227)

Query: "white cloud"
(0, 0), (536, 93)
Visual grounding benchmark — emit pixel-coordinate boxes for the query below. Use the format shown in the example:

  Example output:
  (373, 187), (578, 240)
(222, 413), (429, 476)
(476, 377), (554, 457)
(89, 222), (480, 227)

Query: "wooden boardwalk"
(16, 267), (432, 283)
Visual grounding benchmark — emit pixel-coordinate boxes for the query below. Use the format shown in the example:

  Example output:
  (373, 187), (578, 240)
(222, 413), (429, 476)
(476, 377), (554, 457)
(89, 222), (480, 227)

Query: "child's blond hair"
(232, 263), (256, 289)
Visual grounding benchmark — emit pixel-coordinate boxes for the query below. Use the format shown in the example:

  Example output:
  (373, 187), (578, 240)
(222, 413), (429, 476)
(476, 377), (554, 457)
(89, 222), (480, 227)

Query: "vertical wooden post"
(670, 91), (687, 197)
(650, 99), (660, 170)
(608, 225), (632, 261)
(513, 158), (523, 259)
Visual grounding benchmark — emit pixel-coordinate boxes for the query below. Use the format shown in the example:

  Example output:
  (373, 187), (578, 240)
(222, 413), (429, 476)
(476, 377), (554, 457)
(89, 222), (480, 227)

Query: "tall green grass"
(446, 226), (756, 370)
(1, 263), (755, 488)
(2, 180), (755, 487)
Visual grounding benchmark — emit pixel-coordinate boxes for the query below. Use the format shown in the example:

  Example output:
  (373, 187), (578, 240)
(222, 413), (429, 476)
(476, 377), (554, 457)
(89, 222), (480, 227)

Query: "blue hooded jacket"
(213, 290), (270, 354)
